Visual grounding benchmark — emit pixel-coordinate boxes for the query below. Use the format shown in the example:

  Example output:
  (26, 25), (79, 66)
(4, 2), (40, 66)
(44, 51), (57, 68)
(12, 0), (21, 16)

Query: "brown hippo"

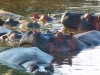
(19, 30), (100, 55)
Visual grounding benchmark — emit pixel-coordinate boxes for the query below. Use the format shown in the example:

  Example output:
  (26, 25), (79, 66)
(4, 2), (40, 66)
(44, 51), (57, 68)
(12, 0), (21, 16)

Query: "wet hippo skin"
(20, 30), (100, 55)
(61, 11), (100, 31)
(0, 47), (54, 75)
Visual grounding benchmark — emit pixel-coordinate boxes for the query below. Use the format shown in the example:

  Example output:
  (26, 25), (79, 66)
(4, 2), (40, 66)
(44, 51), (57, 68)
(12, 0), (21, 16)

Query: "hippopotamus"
(0, 10), (21, 18)
(26, 22), (40, 29)
(0, 19), (11, 36)
(39, 14), (61, 25)
(19, 21), (40, 32)
(4, 18), (20, 27)
(30, 13), (61, 27)
(0, 47), (54, 75)
(19, 30), (100, 55)
(61, 11), (84, 29)
(78, 13), (97, 30)
(61, 11), (100, 32)
(0, 19), (4, 26)
(1, 31), (23, 46)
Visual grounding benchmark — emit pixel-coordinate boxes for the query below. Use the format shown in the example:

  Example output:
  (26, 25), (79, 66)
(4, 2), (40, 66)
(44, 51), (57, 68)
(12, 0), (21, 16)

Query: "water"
(53, 46), (100, 75)
(0, 0), (100, 75)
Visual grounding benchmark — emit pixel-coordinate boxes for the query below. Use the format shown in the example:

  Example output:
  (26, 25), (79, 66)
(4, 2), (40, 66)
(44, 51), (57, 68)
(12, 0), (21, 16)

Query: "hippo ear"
(33, 29), (38, 33)
(54, 30), (59, 33)
(68, 32), (74, 39)
(33, 13), (39, 19)
(1, 35), (8, 42)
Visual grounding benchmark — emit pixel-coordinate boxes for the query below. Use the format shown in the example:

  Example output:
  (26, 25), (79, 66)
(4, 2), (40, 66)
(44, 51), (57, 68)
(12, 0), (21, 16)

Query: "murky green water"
(0, 0), (100, 17)
(0, 0), (100, 75)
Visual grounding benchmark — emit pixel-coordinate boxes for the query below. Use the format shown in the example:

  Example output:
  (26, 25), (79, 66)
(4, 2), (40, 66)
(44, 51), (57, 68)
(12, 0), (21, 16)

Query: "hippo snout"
(27, 64), (54, 75)
(33, 70), (52, 75)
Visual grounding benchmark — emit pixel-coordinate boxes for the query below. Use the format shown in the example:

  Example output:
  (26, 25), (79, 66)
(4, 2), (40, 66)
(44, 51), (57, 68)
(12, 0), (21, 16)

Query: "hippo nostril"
(33, 70), (52, 75)
(29, 64), (39, 72)
(44, 64), (54, 73)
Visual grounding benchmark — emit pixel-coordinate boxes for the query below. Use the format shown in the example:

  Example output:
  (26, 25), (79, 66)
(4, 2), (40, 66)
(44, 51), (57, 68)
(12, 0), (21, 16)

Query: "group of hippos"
(0, 10), (100, 75)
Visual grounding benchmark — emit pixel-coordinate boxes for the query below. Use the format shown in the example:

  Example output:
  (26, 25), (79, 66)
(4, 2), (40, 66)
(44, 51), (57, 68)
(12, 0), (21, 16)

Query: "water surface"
(0, 0), (100, 75)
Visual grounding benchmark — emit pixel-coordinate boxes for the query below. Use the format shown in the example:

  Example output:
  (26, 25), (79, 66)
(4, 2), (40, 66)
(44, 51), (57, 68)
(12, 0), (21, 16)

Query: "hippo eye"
(58, 34), (64, 38)
(60, 35), (63, 37)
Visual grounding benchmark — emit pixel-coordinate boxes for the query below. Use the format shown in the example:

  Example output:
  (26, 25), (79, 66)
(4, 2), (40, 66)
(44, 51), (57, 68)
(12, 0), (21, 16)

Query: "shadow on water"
(0, 0), (100, 75)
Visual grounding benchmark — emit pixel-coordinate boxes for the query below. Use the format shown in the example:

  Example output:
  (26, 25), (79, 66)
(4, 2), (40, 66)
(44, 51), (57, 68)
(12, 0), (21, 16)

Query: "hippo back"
(0, 47), (53, 71)
(74, 30), (100, 46)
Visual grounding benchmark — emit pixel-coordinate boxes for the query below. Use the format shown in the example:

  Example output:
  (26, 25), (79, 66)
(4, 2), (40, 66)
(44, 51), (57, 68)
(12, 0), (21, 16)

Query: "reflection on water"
(0, 0), (100, 75)
(72, 46), (100, 75)
(53, 46), (100, 75)
(1, 46), (100, 75)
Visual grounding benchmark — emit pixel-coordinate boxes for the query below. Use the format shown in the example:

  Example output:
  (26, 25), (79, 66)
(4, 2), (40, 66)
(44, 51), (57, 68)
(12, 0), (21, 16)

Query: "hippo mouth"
(47, 41), (73, 56)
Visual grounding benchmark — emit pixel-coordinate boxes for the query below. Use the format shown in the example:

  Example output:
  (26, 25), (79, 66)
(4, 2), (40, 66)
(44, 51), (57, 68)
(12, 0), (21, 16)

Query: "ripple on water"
(53, 46), (100, 75)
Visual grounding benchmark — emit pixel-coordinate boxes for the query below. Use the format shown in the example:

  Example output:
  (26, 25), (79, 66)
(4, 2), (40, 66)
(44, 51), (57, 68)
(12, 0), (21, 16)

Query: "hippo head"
(25, 62), (54, 75)
(4, 18), (20, 26)
(81, 13), (96, 22)
(0, 47), (54, 75)
(61, 11), (83, 29)
(93, 16), (100, 30)
(26, 22), (40, 29)
(20, 31), (77, 55)
(78, 13), (96, 30)
(1, 31), (23, 46)
(0, 19), (4, 26)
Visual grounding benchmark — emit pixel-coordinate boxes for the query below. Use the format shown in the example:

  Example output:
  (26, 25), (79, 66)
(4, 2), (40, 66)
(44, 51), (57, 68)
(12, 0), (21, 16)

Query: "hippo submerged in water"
(0, 31), (23, 46)
(20, 30), (100, 55)
(0, 47), (54, 75)
(0, 19), (11, 36)
(61, 11), (100, 32)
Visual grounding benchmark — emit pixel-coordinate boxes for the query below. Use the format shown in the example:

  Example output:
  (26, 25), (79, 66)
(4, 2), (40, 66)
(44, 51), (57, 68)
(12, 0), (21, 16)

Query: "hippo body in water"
(1, 31), (23, 46)
(0, 10), (21, 18)
(0, 47), (54, 75)
(0, 26), (11, 36)
(20, 30), (100, 55)
(4, 18), (20, 27)
(61, 11), (100, 31)
(19, 21), (41, 32)
(0, 19), (11, 36)
(61, 12), (84, 29)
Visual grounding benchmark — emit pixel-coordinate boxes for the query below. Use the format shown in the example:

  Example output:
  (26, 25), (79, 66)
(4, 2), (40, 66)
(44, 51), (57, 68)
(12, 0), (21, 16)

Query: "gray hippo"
(0, 19), (11, 36)
(4, 18), (20, 27)
(61, 11), (84, 29)
(0, 47), (54, 75)
(61, 11), (100, 31)
(19, 30), (100, 55)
